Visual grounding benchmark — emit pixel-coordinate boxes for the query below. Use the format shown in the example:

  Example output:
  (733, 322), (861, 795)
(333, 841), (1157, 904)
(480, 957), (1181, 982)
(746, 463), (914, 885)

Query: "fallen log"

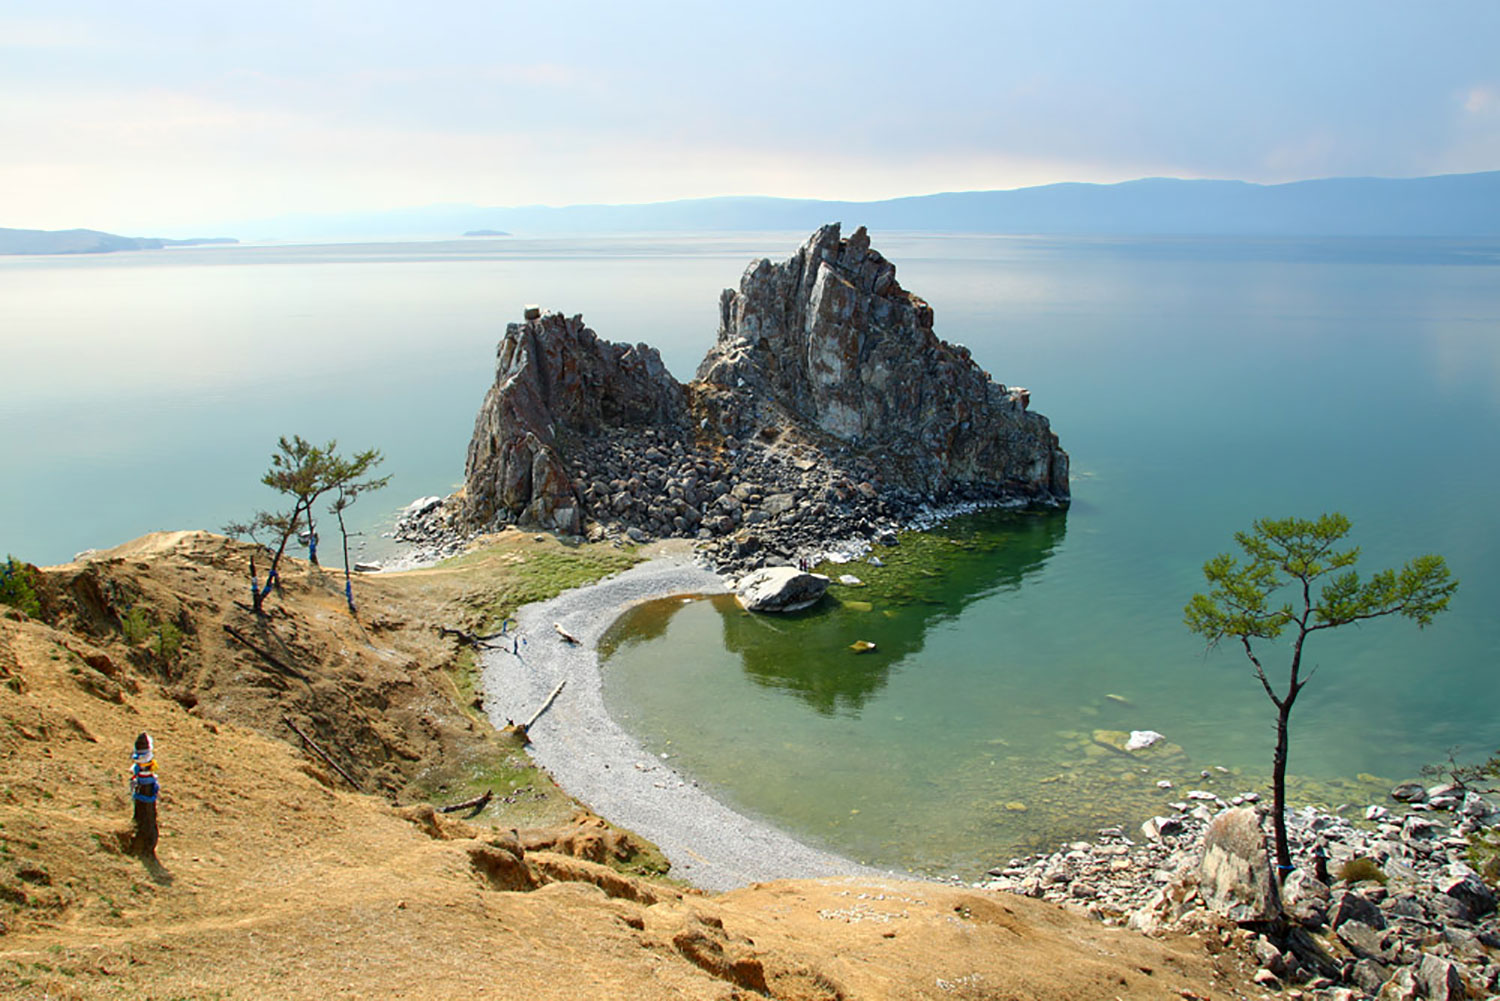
(282, 716), (361, 791)
(438, 790), (493, 815)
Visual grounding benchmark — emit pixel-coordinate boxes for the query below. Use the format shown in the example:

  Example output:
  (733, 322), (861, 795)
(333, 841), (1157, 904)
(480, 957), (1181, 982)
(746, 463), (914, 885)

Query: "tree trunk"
(133, 798), (158, 858)
(337, 506), (355, 614)
(1272, 701), (1292, 876)
(250, 557), (265, 617)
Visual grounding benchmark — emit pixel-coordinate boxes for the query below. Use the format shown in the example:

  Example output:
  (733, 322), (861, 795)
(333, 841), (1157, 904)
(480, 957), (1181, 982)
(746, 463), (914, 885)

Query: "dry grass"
(0, 530), (1251, 999)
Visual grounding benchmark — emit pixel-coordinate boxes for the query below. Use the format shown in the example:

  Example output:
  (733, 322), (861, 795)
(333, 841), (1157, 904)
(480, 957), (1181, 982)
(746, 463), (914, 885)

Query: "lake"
(5, 233), (1498, 877)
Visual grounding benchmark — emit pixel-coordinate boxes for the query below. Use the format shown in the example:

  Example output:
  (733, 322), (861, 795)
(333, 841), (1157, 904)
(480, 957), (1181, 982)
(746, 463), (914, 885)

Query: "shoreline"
(478, 552), (889, 892)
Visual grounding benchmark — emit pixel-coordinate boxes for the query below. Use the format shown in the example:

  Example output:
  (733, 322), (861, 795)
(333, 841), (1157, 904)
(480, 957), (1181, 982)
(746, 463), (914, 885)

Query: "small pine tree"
(1186, 513), (1457, 876)
(0, 555), (41, 617)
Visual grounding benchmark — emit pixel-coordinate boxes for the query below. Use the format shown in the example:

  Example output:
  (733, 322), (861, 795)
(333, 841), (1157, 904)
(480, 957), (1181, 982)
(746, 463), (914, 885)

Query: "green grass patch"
(1336, 856), (1388, 885)
(449, 646), (483, 723)
(446, 543), (639, 630)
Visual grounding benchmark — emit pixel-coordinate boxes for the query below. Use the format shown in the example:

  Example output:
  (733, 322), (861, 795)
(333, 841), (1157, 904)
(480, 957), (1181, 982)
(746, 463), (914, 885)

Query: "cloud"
(1463, 85), (1499, 115)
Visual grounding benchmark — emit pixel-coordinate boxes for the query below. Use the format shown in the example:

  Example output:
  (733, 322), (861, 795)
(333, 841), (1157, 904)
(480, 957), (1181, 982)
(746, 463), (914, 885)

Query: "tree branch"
(1242, 636), (1283, 709)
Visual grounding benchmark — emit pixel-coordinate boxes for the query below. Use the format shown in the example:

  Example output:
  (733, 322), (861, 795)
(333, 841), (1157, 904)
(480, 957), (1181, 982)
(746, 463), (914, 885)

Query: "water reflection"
(714, 509), (1068, 715)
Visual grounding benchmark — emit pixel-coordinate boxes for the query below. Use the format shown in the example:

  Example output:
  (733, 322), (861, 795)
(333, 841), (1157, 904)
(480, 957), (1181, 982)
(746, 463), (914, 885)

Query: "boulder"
(1438, 863), (1496, 920)
(1414, 953), (1466, 1001)
(734, 567), (829, 613)
(1141, 815), (1185, 842)
(1350, 959), (1390, 994)
(1125, 729), (1165, 751)
(1390, 781), (1427, 803)
(1330, 890), (1387, 930)
(1377, 966), (1417, 1001)
(1198, 807), (1282, 923)
(1337, 919), (1395, 962)
(1281, 869), (1330, 908)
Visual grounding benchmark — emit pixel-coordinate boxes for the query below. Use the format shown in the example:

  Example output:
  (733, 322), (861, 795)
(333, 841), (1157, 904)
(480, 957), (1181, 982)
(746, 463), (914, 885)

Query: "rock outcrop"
(450, 226), (1069, 565)
(462, 310), (685, 534)
(697, 223), (1068, 498)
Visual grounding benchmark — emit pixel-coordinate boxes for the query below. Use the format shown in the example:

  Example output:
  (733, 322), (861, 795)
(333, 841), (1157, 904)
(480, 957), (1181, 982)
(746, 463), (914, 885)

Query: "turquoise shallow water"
(5, 233), (1498, 877)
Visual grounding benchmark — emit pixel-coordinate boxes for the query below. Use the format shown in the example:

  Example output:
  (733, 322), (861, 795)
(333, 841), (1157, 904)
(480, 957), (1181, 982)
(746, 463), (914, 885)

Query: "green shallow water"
(601, 510), (1404, 877)
(592, 234), (1500, 880)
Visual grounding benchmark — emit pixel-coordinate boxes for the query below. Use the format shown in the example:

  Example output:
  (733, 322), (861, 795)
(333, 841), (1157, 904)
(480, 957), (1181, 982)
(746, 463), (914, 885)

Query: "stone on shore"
(734, 567), (829, 612)
(1198, 807), (1282, 923)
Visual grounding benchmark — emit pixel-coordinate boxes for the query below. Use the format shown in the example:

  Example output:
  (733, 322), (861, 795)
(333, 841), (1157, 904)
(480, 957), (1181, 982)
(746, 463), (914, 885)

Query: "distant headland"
(0, 226), (238, 255)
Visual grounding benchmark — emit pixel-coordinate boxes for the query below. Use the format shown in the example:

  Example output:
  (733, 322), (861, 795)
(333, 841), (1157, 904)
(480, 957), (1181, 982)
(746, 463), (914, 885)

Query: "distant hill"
(231, 170), (1500, 241)
(0, 227), (238, 255)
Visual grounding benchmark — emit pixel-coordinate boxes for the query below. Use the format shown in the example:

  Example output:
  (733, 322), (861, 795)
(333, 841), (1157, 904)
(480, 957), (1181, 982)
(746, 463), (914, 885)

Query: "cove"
(600, 508), (1430, 877)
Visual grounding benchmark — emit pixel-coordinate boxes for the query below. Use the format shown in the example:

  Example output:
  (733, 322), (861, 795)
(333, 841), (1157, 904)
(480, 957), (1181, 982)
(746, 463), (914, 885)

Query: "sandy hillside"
(0, 531), (1256, 999)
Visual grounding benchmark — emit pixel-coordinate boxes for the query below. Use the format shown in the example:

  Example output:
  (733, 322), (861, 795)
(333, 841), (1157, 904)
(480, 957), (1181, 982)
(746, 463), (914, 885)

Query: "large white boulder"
(1199, 807), (1282, 923)
(734, 567), (829, 612)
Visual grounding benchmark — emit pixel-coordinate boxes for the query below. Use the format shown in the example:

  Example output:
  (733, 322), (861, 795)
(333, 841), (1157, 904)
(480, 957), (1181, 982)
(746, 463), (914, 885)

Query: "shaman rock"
(459, 226), (1068, 544)
(463, 311), (686, 532)
(696, 223), (1068, 500)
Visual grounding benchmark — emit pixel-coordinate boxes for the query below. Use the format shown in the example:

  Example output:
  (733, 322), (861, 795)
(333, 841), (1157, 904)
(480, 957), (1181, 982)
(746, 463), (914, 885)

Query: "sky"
(2, 1), (1497, 233)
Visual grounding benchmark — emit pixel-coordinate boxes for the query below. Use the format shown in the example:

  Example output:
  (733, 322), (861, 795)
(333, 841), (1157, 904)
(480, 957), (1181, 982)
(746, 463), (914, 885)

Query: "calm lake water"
(5, 233), (1498, 876)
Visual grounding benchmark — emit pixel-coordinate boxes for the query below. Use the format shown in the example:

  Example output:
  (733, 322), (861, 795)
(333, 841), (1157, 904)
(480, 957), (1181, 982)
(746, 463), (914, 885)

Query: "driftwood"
(553, 622), (579, 644)
(439, 625), (507, 649)
(438, 790), (493, 815)
(510, 679), (568, 743)
(222, 624), (306, 680)
(283, 716), (362, 791)
(525, 679), (567, 730)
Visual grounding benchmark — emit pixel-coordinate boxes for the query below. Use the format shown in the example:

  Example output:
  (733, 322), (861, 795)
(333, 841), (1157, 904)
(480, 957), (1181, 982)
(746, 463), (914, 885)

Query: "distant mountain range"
(0, 227), (237, 255)
(9, 171), (1499, 249)
(232, 170), (1500, 241)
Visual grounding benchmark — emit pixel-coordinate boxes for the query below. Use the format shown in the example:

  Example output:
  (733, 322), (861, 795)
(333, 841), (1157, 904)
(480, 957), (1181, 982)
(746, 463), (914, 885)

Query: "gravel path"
(479, 554), (885, 892)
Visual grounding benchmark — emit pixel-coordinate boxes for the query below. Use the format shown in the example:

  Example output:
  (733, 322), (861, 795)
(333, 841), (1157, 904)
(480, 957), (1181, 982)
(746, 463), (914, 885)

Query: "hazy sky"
(2, 1), (1497, 232)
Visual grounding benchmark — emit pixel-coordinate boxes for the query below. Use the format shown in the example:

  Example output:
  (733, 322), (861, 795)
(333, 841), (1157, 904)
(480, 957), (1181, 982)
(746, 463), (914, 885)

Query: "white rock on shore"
(734, 566), (829, 612)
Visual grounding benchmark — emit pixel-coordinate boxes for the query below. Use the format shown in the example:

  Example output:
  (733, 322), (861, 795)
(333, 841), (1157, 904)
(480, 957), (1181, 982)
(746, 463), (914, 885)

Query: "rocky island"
(405, 224), (1068, 573)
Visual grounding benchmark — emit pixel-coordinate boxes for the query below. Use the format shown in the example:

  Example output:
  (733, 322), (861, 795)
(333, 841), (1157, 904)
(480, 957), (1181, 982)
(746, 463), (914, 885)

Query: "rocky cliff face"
(452, 227), (1069, 563)
(696, 223), (1068, 498)
(462, 310), (685, 534)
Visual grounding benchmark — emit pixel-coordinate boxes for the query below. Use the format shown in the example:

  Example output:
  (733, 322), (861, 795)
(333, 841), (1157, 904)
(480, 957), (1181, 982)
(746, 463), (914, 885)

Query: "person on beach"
(130, 732), (160, 858)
